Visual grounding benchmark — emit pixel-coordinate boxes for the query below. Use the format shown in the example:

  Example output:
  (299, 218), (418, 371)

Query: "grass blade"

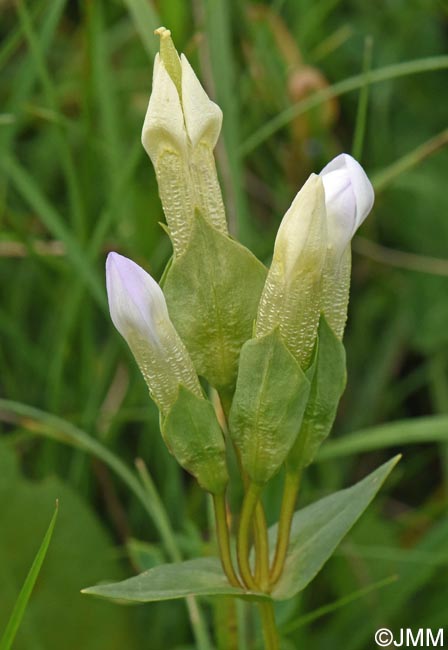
(281, 574), (397, 634)
(0, 502), (58, 650)
(122, 0), (160, 59)
(202, 0), (251, 242)
(0, 155), (106, 309)
(240, 55), (448, 156)
(371, 128), (448, 192)
(318, 415), (448, 461)
(351, 36), (373, 161)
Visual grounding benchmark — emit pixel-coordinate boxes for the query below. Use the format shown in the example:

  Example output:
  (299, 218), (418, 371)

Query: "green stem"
(270, 469), (301, 585)
(231, 437), (269, 590)
(213, 597), (239, 650)
(254, 503), (270, 592)
(237, 482), (262, 590)
(258, 600), (280, 650)
(218, 392), (270, 590)
(213, 492), (243, 588)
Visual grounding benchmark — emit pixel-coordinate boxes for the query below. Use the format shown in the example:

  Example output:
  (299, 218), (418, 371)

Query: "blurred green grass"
(1, 1), (447, 649)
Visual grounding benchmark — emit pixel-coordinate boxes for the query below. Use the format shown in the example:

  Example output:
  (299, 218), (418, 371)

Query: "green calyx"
(287, 315), (347, 471)
(161, 385), (229, 495)
(229, 329), (311, 485)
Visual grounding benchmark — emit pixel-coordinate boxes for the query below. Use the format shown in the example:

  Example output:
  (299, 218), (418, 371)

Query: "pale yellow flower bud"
(141, 28), (227, 256)
(256, 174), (327, 367)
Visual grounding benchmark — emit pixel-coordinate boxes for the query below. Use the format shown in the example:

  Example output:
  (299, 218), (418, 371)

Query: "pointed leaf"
(287, 315), (346, 470)
(163, 213), (267, 392)
(229, 330), (310, 484)
(271, 455), (400, 600)
(162, 386), (228, 494)
(83, 557), (266, 602)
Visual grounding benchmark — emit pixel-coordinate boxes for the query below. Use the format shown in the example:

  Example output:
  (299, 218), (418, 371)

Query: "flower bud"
(142, 53), (188, 163)
(106, 252), (202, 413)
(255, 174), (327, 368)
(320, 153), (374, 256)
(141, 28), (227, 255)
(319, 153), (374, 338)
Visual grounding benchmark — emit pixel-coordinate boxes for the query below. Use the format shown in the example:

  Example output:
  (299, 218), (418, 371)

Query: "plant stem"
(270, 469), (301, 585)
(254, 503), (270, 592)
(217, 392), (270, 590)
(237, 481), (262, 590)
(213, 597), (239, 650)
(213, 492), (244, 588)
(258, 600), (280, 650)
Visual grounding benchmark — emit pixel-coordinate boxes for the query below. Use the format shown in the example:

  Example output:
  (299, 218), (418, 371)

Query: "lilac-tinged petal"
(106, 252), (167, 345)
(106, 252), (201, 412)
(320, 153), (374, 253)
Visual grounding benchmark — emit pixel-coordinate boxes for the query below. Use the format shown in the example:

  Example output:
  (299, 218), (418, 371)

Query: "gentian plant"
(84, 28), (399, 649)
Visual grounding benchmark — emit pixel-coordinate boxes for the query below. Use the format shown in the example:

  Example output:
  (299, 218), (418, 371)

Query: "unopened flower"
(320, 153), (374, 256)
(141, 27), (227, 255)
(255, 174), (327, 368)
(319, 153), (374, 338)
(106, 252), (202, 413)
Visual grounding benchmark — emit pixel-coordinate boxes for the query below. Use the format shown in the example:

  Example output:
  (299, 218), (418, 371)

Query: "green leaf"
(162, 386), (229, 494)
(229, 330), (310, 484)
(83, 557), (265, 602)
(271, 455), (400, 600)
(163, 213), (267, 392)
(0, 400), (211, 648)
(0, 442), (141, 649)
(0, 503), (58, 650)
(287, 316), (346, 470)
(84, 459), (399, 606)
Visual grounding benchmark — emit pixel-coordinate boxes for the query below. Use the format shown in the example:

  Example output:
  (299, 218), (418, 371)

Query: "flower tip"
(154, 26), (170, 38)
(105, 252), (168, 344)
(105, 250), (119, 268)
(320, 152), (374, 250)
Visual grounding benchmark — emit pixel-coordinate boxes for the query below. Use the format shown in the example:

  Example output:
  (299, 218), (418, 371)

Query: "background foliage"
(1, 1), (447, 648)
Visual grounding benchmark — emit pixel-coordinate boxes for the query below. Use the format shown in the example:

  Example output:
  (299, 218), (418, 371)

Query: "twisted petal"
(106, 252), (168, 345)
(180, 54), (223, 150)
(141, 54), (188, 164)
(106, 252), (201, 412)
(320, 153), (374, 254)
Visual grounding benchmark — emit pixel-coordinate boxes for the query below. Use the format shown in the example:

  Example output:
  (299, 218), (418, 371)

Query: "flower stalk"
(258, 601), (280, 650)
(269, 469), (302, 585)
(213, 492), (243, 589)
(237, 482), (262, 591)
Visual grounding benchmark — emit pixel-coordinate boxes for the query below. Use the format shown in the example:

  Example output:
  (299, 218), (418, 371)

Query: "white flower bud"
(320, 153), (374, 255)
(256, 174), (327, 367)
(319, 153), (374, 339)
(106, 252), (202, 413)
(140, 27), (227, 255)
